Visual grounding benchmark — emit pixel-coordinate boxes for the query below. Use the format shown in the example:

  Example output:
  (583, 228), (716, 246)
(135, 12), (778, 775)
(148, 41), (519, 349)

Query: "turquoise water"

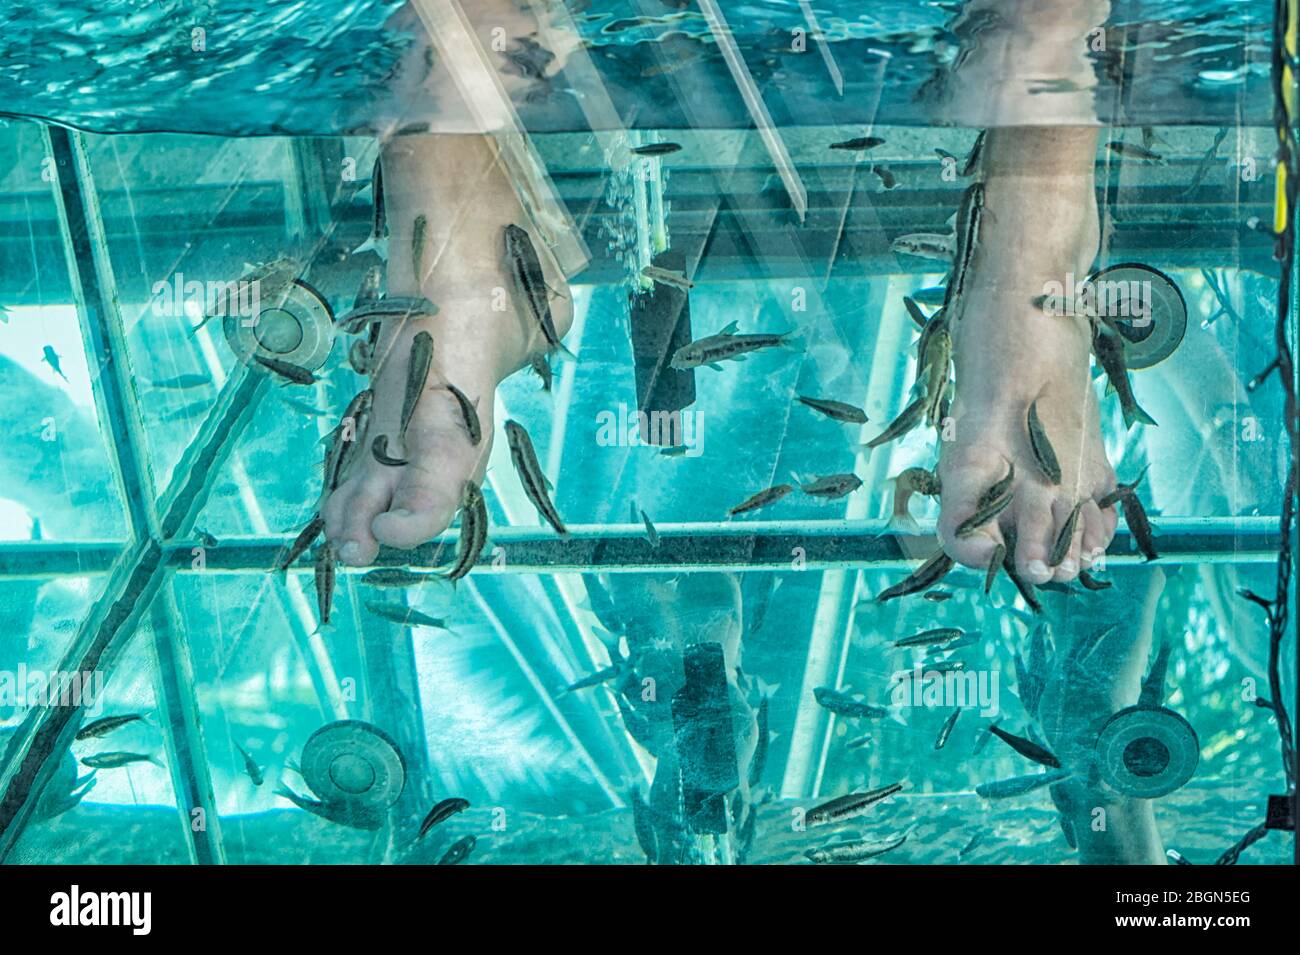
(0, 0), (1295, 865)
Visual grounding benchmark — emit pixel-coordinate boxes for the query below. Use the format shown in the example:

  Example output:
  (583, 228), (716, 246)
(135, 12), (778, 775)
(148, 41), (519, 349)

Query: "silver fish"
(984, 542), (1005, 594)
(797, 395), (868, 424)
(371, 434), (408, 467)
(80, 751), (161, 770)
(813, 686), (890, 720)
(891, 232), (954, 261)
(400, 331), (435, 439)
(505, 224), (568, 355)
(363, 600), (447, 629)
(1049, 501), (1083, 566)
(76, 714), (146, 741)
(417, 798), (469, 840)
(876, 549), (955, 603)
(989, 724), (1061, 768)
(149, 373), (211, 390)
(893, 627), (964, 649)
(314, 541), (336, 628)
(800, 473), (863, 499)
(336, 296), (439, 335)
(278, 513), (325, 571)
(505, 420), (568, 536)
(412, 213), (428, 280)
(437, 834), (477, 865)
(445, 481), (489, 582)
(631, 142), (682, 156)
(805, 833), (907, 864)
(1092, 318), (1158, 428)
(829, 136), (885, 151)
(360, 568), (444, 588)
(728, 483), (794, 516)
(329, 389), (374, 490)
(975, 769), (1071, 799)
(806, 782), (903, 826)
(642, 265), (694, 290)
(669, 321), (797, 370)
(1097, 466), (1149, 509)
(1105, 140), (1166, 164)
(1026, 400), (1062, 484)
(254, 354), (317, 386)
(352, 156), (389, 258)
(445, 383), (481, 445)
(934, 708), (961, 750)
(955, 487), (1014, 538)
(235, 743), (264, 786)
(945, 181), (986, 313)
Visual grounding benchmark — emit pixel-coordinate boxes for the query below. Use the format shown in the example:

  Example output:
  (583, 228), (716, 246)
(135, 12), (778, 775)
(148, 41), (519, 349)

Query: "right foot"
(936, 127), (1119, 586)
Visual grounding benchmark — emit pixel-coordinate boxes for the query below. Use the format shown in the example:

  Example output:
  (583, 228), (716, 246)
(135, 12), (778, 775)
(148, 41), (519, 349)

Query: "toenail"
(1026, 560), (1049, 580)
(1059, 559), (1078, 574)
(387, 508), (412, 519)
(339, 541), (362, 564)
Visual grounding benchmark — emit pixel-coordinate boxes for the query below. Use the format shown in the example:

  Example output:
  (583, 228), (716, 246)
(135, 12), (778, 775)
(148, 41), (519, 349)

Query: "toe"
(1049, 499), (1085, 582)
(936, 453), (1009, 569)
(324, 472), (393, 566)
(1079, 499), (1115, 569)
(1011, 484), (1059, 584)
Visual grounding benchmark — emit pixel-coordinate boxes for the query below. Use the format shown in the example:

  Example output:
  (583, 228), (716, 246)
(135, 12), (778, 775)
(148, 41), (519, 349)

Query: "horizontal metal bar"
(0, 517), (1282, 577)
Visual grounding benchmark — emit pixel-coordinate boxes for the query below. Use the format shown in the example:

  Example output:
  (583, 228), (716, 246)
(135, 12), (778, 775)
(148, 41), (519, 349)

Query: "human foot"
(322, 133), (573, 564)
(936, 127), (1118, 586)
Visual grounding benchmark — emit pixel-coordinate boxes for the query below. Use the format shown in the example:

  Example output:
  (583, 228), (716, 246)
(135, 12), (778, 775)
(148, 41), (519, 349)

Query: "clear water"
(0, 0), (1294, 865)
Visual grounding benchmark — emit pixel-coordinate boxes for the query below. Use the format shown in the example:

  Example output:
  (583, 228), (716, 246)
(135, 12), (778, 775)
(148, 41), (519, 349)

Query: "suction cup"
(1087, 263), (1187, 370)
(1095, 705), (1199, 799)
(221, 265), (334, 373)
(300, 720), (406, 810)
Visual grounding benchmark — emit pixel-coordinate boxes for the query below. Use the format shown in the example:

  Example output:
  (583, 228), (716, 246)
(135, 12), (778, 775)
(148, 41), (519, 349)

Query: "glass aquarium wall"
(0, 0), (1295, 866)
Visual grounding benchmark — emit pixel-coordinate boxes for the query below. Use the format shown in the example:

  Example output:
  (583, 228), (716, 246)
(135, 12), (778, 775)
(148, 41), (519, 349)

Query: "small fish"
(806, 782), (903, 826)
(530, 353), (553, 392)
(1078, 569), (1112, 590)
(363, 600), (448, 630)
(669, 320), (798, 370)
(505, 420), (568, 537)
(76, 714), (146, 741)
(962, 130), (987, 176)
(400, 330), (435, 439)
(934, 708), (961, 750)
(805, 833), (907, 864)
(923, 590), (953, 602)
(863, 395), (927, 455)
(945, 181), (986, 313)
(42, 345), (69, 382)
(444, 383), (481, 445)
(348, 339), (371, 375)
(505, 225), (569, 356)
(235, 743), (264, 786)
(561, 665), (623, 695)
(411, 214), (428, 280)
(314, 542), (336, 629)
(360, 568), (444, 588)
(728, 484), (794, 516)
(989, 724), (1061, 768)
(887, 466), (941, 534)
(639, 507), (659, 547)
(893, 627), (964, 649)
(876, 549), (955, 603)
(912, 286), (948, 307)
(830, 136), (885, 151)
(903, 296), (930, 329)
(844, 733), (873, 750)
(149, 373), (211, 390)
(984, 543), (1005, 594)
(417, 797), (470, 839)
(891, 232), (954, 261)
(800, 473), (863, 499)
(1049, 502), (1083, 567)
(370, 434), (407, 467)
(1000, 529), (1043, 613)
(750, 694), (771, 788)
(335, 296), (439, 335)
(1096, 467), (1149, 509)
(975, 769), (1071, 800)
(328, 389), (374, 491)
(1121, 491), (1159, 561)
(445, 480), (488, 582)
(955, 487), (1013, 538)
(1092, 318), (1158, 428)
(797, 395), (868, 424)
(631, 142), (682, 156)
(437, 834), (477, 865)
(813, 686), (891, 720)
(641, 265), (694, 290)
(959, 831), (986, 858)
(352, 156), (389, 258)
(872, 164), (897, 190)
(1026, 401), (1062, 484)
(254, 354), (318, 386)
(1106, 140), (1166, 164)
(80, 751), (161, 770)
(353, 264), (383, 308)
(278, 513), (324, 571)
(977, 462), (1015, 510)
